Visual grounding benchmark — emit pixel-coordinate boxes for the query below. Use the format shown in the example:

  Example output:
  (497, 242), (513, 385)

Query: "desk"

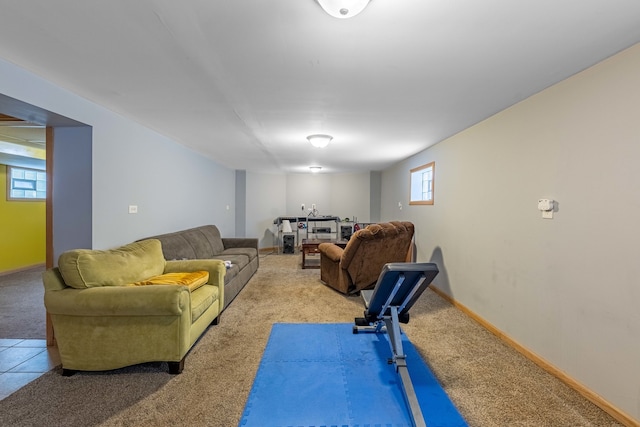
(304, 216), (340, 240)
(301, 239), (348, 269)
(273, 216), (341, 253)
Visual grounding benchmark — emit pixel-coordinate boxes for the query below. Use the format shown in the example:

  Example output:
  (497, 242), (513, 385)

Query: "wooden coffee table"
(301, 239), (348, 269)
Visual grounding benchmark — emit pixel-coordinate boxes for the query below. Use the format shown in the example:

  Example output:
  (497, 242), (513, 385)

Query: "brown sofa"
(318, 221), (415, 294)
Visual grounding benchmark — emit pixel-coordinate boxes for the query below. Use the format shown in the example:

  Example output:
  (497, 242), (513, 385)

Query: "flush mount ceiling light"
(307, 134), (333, 148)
(315, 0), (371, 19)
(309, 166), (323, 173)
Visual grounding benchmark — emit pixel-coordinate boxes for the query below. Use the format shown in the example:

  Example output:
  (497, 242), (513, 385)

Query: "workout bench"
(353, 262), (440, 427)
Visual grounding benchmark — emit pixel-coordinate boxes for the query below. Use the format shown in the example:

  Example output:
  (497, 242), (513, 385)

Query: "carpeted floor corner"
(0, 253), (622, 426)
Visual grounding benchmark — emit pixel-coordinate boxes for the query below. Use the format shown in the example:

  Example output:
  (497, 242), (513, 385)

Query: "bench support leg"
(354, 307), (427, 427)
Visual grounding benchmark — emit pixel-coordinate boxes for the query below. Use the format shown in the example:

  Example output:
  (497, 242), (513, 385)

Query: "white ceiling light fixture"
(307, 134), (333, 148)
(309, 166), (323, 173)
(315, 0), (371, 19)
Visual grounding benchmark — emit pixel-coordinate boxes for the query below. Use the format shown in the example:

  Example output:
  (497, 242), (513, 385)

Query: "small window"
(409, 162), (434, 205)
(7, 166), (46, 200)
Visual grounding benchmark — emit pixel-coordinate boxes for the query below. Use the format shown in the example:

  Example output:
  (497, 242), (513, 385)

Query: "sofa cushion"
(191, 285), (219, 323)
(146, 225), (226, 260)
(131, 271), (209, 292)
(58, 239), (166, 289)
(176, 228), (217, 258)
(221, 247), (257, 261)
(195, 225), (226, 256)
(216, 254), (250, 270)
(153, 234), (198, 260)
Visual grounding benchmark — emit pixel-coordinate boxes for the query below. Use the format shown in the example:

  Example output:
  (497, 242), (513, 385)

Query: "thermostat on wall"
(537, 199), (554, 219)
(537, 199), (553, 211)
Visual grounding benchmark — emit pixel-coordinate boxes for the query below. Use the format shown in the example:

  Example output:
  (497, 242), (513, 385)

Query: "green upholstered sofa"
(142, 225), (259, 309)
(43, 239), (225, 375)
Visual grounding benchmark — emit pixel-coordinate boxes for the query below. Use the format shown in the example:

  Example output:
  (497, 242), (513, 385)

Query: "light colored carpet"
(0, 266), (46, 339)
(0, 254), (621, 426)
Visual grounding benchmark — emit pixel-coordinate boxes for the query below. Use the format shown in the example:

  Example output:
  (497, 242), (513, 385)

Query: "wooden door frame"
(45, 126), (55, 345)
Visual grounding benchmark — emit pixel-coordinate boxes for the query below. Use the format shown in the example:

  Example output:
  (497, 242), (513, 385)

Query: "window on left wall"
(7, 166), (46, 200)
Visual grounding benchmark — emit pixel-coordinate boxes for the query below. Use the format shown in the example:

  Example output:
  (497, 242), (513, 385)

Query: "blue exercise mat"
(239, 323), (467, 427)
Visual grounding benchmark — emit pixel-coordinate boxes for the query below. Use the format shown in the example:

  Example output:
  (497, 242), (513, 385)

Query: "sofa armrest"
(222, 237), (258, 251)
(318, 243), (344, 262)
(44, 285), (190, 317)
(43, 268), (67, 292)
(164, 259), (225, 311)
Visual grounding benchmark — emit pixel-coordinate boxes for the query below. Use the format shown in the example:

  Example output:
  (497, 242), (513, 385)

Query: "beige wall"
(381, 43), (640, 421)
(244, 171), (372, 249)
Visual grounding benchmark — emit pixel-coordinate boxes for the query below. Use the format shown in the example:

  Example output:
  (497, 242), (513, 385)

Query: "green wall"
(0, 164), (46, 273)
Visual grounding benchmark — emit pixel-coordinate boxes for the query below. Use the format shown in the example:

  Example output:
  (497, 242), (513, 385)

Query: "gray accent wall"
(235, 170), (246, 237)
(52, 126), (92, 261)
(369, 171), (381, 222)
(380, 43), (640, 421)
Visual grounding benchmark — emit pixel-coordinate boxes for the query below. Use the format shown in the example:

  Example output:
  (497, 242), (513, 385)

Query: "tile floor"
(0, 339), (60, 400)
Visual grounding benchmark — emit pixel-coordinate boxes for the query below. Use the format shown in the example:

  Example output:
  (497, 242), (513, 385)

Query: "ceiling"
(0, 1), (639, 174)
(0, 114), (45, 169)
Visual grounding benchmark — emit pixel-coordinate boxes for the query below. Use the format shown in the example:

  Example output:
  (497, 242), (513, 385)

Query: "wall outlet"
(128, 205), (138, 214)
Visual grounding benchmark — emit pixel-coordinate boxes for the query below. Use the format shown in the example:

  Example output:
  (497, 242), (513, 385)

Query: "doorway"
(0, 93), (93, 344)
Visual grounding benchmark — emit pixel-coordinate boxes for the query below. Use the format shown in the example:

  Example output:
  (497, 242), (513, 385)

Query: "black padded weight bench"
(353, 262), (439, 427)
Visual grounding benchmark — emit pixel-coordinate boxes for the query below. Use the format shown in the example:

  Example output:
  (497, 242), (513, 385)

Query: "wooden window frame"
(6, 165), (46, 201)
(409, 161), (435, 205)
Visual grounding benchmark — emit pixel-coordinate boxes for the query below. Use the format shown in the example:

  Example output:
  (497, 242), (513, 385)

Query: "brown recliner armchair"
(318, 221), (415, 294)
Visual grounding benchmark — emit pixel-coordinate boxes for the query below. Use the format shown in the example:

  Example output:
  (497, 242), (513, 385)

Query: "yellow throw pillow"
(132, 271), (209, 292)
